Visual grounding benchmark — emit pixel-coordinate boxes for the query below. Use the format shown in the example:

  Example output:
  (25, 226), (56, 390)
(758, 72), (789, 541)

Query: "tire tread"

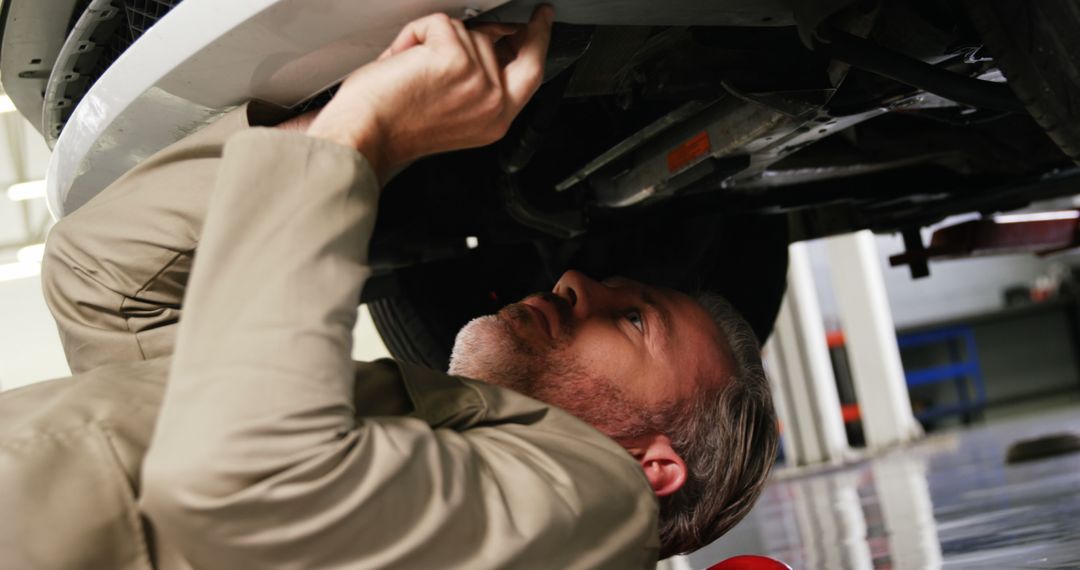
(369, 297), (450, 370)
(965, 0), (1080, 163)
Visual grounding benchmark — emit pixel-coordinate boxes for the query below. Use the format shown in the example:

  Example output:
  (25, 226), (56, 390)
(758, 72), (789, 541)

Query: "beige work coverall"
(0, 106), (660, 569)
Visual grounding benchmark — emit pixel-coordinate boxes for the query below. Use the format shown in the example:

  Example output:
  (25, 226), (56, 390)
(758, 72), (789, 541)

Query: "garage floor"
(681, 400), (1080, 569)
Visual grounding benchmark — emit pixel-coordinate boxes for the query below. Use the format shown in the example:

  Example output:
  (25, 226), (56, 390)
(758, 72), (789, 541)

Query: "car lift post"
(826, 231), (922, 449)
(765, 242), (851, 466)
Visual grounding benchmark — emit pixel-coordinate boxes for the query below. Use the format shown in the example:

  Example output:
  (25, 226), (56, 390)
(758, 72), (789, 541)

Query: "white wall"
(0, 274), (70, 390)
(353, 305), (392, 362)
(805, 229), (1075, 329)
(0, 111), (65, 390)
(0, 114), (52, 246)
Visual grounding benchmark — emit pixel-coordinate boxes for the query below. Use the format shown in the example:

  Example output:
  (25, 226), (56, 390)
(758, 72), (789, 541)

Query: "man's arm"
(139, 9), (655, 569)
(41, 107), (256, 374)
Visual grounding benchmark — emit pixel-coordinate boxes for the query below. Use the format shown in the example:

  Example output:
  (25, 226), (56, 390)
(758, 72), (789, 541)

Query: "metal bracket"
(901, 228), (930, 279)
(501, 174), (586, 240)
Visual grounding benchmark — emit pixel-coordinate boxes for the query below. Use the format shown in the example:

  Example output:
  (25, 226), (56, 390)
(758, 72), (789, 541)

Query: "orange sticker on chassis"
(666, 131), (712, 174)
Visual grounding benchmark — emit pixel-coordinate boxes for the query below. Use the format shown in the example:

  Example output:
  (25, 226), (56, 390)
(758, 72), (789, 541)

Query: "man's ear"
(620, 434), (687, 497)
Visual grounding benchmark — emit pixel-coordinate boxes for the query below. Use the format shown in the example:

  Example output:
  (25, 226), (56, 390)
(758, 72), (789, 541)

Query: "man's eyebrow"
(641, 289), (673, 353)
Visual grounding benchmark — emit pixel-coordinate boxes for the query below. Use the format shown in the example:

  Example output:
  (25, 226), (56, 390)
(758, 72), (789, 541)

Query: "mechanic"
(0, 6), (778, 569)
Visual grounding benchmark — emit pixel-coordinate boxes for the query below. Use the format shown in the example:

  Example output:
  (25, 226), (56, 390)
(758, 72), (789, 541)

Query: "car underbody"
(3, 0), (1078, 366)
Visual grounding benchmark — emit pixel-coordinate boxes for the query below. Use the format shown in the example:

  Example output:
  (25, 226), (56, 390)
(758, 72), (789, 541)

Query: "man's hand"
(304, 5), (555, 182)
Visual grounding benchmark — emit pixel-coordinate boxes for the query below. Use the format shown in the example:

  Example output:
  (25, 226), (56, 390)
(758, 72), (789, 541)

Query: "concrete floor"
(679, 398), (1080, 569)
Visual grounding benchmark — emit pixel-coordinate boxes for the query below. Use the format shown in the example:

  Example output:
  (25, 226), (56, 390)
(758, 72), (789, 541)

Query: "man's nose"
(553, 269), (612, 317)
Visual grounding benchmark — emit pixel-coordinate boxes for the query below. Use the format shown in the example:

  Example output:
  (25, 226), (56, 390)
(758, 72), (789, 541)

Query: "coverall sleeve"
(40, 106), (252, 374)
(139, 129), (657, 569)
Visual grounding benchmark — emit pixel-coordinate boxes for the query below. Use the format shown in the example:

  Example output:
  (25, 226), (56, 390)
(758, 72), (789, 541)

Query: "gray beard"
(448, 311), (539, 394)
(448, 310), (661, 440)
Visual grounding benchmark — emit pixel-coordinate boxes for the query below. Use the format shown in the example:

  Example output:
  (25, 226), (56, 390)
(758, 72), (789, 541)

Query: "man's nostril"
(566, 287), (577, 306)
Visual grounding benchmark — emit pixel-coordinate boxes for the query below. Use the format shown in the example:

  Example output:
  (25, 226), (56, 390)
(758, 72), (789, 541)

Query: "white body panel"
(47, 0), (513, 217)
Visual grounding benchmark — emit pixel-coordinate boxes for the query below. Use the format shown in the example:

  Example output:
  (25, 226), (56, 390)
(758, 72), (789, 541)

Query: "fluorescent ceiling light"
(6, 180), (46, 201)
(995, 211), (1080, 223)
(0, 244), (46, 282)
(17, 243), (45, 264)
(0, 261), (40, 282)
(0, 94), (15, 114)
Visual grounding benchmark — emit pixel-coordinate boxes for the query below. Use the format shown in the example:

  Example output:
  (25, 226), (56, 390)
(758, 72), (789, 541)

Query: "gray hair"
(656, 292), (779, 558)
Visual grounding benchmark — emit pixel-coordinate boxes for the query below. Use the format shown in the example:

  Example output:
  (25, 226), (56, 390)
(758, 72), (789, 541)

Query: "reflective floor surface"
(677, 402), (1080, 569)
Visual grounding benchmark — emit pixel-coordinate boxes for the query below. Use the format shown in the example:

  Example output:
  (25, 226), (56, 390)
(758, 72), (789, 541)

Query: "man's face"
(448, 270), (731, 441)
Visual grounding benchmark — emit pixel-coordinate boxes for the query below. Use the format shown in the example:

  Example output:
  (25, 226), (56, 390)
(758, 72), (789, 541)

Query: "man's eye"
(626, 311), (645, 332)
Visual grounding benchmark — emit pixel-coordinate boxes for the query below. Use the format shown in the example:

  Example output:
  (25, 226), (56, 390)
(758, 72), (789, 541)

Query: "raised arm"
(137, 9), (659, 569)
(40, 107), (253, 374)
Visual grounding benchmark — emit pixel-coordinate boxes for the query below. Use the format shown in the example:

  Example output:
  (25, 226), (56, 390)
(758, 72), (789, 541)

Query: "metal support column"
(765, 242), (850, 466)
(825, 231), (921, 448)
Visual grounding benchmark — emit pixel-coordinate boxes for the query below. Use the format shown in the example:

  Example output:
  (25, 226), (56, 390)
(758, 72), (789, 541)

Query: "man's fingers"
(387, 13), (462, 56)
(386, 22), (422, 55)
(470, 30), (504, 88)
(449, 19), (483, 71)
(504, 5), (555, 54)
(468, 22), (521, 40)
(472, 23), (522, 68)
(503, 5), (554, 109)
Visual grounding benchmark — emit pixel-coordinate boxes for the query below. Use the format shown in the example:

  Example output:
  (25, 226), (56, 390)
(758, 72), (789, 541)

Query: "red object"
(707, 555), (793, 570)
(825, 329), (845, 349)
(841, 403), (861, 423)
(890, 211), (1080, 270)
(667, 130), (711, 173)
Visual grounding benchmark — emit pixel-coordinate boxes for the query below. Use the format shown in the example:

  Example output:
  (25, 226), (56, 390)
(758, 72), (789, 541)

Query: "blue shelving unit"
(896, 325), (988, 422)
